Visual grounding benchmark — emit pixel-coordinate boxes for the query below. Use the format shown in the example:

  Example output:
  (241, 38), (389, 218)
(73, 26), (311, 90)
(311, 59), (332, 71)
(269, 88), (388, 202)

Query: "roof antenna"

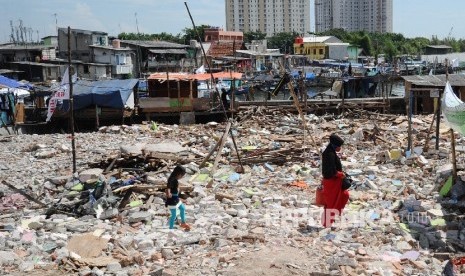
(134, 12), (140, 34)
(9, 20), (16, 44)
(53, 13), (58, 35)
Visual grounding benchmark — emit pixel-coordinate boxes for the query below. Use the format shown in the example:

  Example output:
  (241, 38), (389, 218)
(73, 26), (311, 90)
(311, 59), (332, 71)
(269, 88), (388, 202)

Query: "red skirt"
(321, 173), (349, 227)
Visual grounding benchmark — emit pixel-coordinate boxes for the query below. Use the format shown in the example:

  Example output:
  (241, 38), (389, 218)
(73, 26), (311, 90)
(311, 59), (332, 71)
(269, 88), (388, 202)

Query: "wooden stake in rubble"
(277, 61), (316, 153)
(445, 59), (458, 185)
(184, 2), (244, 173)
(68, 26), (77, 174)
(423, 109), (437, 153)
(406, 89), (412, 151)
(451, 128), (457, 185)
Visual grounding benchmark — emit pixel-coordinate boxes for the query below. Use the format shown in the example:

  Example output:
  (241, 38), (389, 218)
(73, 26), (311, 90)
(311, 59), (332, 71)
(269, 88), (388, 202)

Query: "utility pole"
(53, 13), (58, 35)
(9, 20), (16, 44)
(19, 20), (25, 43)
(134, 12), (140, 34)
(134, 12), (142, 78)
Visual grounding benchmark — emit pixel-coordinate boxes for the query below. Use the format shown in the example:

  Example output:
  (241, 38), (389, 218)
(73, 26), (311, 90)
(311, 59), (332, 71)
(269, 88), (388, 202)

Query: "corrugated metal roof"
(89, 45), (133, 51)
(325, 43), (350, 46)
(235, 49), (283, 57)
(148, 49), (187, 54)
(121, 40), (186, 49)
(402, 74), (465, 87)
(302, 36), (341, 43)
(426, 45), (452, 49)
(10, 61), (60, 67)
(148, 72), (242, 81)
(0, 43), (55, 51)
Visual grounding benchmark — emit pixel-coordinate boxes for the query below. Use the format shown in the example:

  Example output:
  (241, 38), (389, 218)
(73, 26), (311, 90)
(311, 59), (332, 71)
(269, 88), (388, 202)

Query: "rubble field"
(1, 107), (465, 276)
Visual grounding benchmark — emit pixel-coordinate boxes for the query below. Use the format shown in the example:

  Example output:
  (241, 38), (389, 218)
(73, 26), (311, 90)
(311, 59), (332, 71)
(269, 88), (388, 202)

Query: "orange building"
(204, 28), (243, 43)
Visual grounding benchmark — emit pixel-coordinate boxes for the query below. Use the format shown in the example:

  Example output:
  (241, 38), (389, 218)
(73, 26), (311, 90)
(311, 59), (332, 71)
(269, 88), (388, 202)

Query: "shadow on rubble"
(394, 173), (465, 274)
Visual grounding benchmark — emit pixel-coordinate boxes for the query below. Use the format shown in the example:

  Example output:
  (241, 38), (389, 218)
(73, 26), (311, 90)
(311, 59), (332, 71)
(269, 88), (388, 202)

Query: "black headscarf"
(329, 134), (344, 147)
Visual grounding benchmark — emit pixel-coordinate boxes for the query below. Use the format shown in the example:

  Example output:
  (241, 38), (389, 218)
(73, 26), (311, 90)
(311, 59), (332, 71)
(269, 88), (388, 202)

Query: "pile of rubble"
(0, 108), (465, 275)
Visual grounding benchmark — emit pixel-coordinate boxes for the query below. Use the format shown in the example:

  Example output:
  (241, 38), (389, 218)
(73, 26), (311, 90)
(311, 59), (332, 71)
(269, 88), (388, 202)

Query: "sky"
(0, 0), (464, 44)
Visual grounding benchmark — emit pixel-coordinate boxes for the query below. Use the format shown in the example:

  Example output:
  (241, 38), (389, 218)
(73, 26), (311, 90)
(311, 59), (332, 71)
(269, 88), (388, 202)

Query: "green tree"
(359, 34), (373, 56)
(181, 24), (211, 43)
(152, 32), (183, 44)
(243, 31), (267, 43)
(383, 40), (398, 62)
(267, 31), (300, 54)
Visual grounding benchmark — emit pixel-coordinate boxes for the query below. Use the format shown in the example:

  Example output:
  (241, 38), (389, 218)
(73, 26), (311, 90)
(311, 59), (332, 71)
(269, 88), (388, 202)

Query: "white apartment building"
(315, 0), (393, 33)
(225, 0), (311, 37)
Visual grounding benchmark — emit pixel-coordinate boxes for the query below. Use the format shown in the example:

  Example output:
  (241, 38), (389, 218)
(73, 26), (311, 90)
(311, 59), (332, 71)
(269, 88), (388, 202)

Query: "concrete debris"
(0, 111), (464, 275)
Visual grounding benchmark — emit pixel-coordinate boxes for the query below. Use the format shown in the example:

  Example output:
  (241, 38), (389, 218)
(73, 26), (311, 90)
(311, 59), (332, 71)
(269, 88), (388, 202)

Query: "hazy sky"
(0, 0), (463, 43)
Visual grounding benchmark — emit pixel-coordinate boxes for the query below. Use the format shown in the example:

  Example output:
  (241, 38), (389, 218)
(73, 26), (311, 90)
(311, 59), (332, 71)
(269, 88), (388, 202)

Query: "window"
(84, 65), (89, 74)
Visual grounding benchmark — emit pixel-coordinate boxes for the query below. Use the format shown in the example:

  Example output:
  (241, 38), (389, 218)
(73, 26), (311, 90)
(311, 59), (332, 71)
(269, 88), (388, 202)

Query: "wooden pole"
(445, 58), (457, 184)
(451, 128), (457, 185)
(68, 26), (77, 174)
(177, 79), (181, 113)
(435, 90), (441, 150)
(406, 89), (412, 151)
(189, 79), (193, 111)
(423, 109), (437, 152)
(95, 105), (99, 130)
(211, 121), (232, 175)
(341, 77), (345, 113)
(184, 1), (244, 172)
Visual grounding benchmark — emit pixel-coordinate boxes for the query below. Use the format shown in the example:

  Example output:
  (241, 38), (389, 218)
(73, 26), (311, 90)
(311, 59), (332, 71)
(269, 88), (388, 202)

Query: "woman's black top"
(322, 144), (342, 179)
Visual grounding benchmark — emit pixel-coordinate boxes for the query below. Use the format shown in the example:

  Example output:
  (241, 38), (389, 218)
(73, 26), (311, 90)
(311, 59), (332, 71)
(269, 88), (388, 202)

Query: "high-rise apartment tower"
(225, 0), (311, 37)
(315, 0), (393, 33)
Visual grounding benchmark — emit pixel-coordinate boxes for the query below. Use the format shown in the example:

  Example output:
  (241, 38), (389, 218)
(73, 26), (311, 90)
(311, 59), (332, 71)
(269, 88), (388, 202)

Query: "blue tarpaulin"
(305, 72), (316, 80)
(290, 71), (300, 78)
(0, 75), (33, 90)
(61, 79), (138, 110)
(138, 80), (147, 91)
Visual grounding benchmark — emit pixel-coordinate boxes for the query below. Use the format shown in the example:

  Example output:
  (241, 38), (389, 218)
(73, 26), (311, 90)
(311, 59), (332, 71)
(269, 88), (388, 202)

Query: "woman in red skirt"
(321, 134), (350, 228)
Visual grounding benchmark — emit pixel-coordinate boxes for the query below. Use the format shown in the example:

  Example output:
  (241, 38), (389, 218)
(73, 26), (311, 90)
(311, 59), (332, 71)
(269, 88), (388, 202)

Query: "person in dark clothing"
(321, 133), (349, 228)
(221, 88), (229, 110)
(166, 165), (190, 230)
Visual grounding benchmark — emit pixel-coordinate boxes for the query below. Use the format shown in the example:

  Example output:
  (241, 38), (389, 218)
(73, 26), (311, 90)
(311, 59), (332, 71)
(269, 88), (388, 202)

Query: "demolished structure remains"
(1, 106), (465, 275)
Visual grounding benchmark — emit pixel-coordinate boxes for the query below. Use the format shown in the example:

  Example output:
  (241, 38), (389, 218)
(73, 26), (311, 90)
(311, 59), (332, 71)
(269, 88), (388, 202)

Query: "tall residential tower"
(225, 0), (311, 37)
(315, 0), (393, 33)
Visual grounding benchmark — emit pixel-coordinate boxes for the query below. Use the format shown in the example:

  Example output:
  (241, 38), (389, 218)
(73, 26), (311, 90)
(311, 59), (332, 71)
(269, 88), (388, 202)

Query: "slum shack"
(145, 73), (201, 112)
(52, 79), (139, 126)
(342, 74), (392, 99)
(402, 74), (465, 115)
(0, 75), (35, 129)
(139, 73), (211, 120)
